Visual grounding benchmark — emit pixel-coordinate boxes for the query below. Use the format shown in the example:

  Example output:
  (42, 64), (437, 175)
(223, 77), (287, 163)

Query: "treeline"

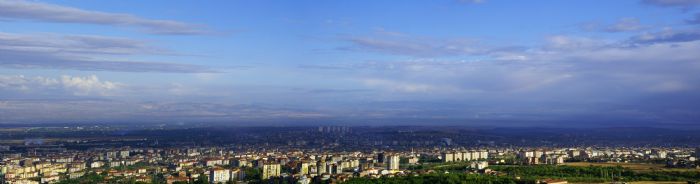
(342, 165), (700, 184)
(490, 165), (700, 182)
(342, 173), (534, 184)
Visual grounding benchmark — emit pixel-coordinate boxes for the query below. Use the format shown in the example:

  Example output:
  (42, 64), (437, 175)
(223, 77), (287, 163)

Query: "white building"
(441, 152), (454, 162)
(209, 168), (231, 184)
(388, 155), (400, 170)
(262, 163), (281, 179)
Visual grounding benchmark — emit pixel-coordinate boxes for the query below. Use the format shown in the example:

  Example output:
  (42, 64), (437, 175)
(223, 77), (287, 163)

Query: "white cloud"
(0, 75), (58, 91)
(0, 74), (121, 96)
(61, 75), (120, 96)
(363, 79), (436, 93)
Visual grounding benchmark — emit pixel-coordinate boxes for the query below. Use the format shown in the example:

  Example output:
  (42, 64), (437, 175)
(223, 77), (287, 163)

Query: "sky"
(1, 0), (700, 127)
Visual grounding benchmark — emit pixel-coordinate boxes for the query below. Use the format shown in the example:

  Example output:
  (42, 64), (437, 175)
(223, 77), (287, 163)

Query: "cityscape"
(1, 125), (700, 183)
(2, 0), (700, 183)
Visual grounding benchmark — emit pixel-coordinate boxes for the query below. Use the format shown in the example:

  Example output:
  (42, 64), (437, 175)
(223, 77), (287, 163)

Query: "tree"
(193, 174), (209, 184)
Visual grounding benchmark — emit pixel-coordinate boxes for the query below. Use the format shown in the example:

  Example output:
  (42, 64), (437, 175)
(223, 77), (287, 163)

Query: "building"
(479, 150), (489, 160)
(166, 175), (189, 184)
(262, 163), (281, 179)
(470, 161), (489, 170)
(209, 168), (231, 184)
(230, 168), (240, 181)
(377, 152), (386, 163)
(40, 175), (60, 184)
(329, 163), (342, 174)
(204, 158), (223, 167)
(89, 161), (103, 168)
(542, 154), (565, 165)
(388, 155), (400, 171)
(316, 161), (327, 174)
(454, 152), (464, 161)
(119, 150), (130, 158)
(652, 149), (667, 159)
(298, 161), (310, 175)
(441, 152), (454, 162)
(567, 150), (580, 158)
(407, 156), (419, 164)
(233, 159), (249, 167)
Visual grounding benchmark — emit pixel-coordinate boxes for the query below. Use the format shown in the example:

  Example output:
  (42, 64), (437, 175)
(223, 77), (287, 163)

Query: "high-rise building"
(316, 161), (326, 174)
(330, 163), (342, 174)
(441, 152), (454, 162)
(652, 149), (667, 159)
(262, 163), (281, 179)
(388, 155), (400, 170)
(325, 163), (336, 174)
(479, 150), (489, 160)
(454, 152), (464, 161)
(377, 152), (386, 163)
(298, 161), (310, 175)
(462, 151), (469, 161)
(233, 158), (249, 167)
(469, 151), (479, 161)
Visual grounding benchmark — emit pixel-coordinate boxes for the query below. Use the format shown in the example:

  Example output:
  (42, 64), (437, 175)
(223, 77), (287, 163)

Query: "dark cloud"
(343, 32), (518, 57)
(580, 18), (646, 33)
(628, 29), (700, 44)
(604, 18), (646, 32)
(306, 89), (373, 94)
(642, 0), (700, 8)
(0, 0), (208, 35)
(0, 100), (330, 123)
(456, 0), (485, 4)
(0, 32), (215, 73)
(304, 31), (700, 126)
(345, 37), (483, 57)
(0, 32), (164, 55)
(0, 50), (215, 73)
(687, 13), (700, 24)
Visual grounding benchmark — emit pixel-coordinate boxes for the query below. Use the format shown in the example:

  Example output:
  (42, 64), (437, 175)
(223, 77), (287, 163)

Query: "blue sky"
(1, 0), (700, 127)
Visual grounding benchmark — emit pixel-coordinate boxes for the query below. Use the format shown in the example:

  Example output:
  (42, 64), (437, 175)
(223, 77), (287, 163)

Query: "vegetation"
(192, 174), (208, 184)
(243, 167), (262, 181)
(342, 173), (532, 184)
(418, 155), (442, 163)
(490, 165), (700, 183)
(55, 172), (105, 184)
(50, 163), (700, 184)
(345, 164), (700, 184)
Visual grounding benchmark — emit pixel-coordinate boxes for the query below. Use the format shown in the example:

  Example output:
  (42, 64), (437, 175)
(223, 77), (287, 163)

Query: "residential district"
(1, 126), (700, 184)
(2, 146), (700, 184)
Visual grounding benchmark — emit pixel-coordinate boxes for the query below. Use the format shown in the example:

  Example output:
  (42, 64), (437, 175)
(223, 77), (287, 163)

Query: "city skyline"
(1, 0), (700, 127)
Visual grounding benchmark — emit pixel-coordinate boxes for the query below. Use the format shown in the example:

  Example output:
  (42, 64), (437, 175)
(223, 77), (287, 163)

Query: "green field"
(563, 162), (700, 173)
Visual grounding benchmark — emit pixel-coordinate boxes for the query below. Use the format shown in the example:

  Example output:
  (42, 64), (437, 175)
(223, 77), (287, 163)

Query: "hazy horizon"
(1, 0), (700, 127)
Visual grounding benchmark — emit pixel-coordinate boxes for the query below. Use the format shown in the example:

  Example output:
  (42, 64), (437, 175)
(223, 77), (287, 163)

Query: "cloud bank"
(0, 32), (215, 73)
(0, 0), (207, 35)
